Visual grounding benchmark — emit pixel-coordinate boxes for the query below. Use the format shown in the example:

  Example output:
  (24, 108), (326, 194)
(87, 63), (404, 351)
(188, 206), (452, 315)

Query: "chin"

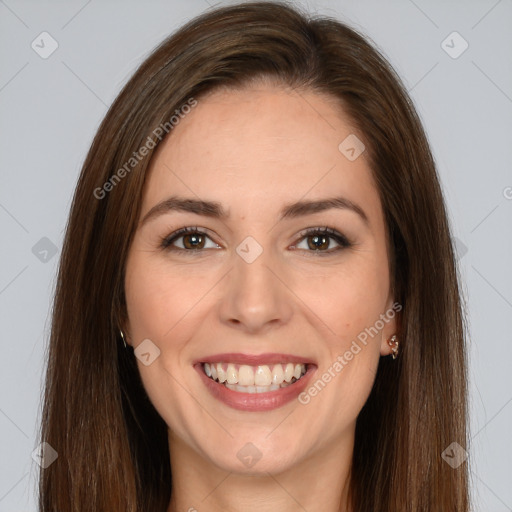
(198, 432), (309, 476)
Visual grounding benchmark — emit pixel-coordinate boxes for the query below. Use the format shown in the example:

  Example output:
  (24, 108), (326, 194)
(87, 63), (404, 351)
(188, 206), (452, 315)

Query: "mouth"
(202, 362), (308, 393)
(194, 353), (317, 411)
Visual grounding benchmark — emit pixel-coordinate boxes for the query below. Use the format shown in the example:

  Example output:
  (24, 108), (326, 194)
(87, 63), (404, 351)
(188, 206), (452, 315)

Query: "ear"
(379, 297), (401, 356)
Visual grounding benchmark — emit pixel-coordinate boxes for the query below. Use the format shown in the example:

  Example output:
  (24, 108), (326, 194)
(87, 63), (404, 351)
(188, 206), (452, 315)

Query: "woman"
(38, 2), (470, 511)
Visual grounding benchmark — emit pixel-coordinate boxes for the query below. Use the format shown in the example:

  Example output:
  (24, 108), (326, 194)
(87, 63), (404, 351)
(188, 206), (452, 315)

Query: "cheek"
(124, 254), (208, 436)
(299, 331), (381, 443)
(125, 252), (212, 341)
(293, 257), (389, 345)
(292, 256), (387, 418)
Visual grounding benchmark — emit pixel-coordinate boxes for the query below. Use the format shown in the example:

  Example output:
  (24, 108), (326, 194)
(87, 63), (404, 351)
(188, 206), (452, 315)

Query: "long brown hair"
(38, 2), (469, 510)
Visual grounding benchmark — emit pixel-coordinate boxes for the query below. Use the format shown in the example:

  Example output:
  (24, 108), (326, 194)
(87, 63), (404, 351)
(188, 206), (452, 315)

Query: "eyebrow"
(140, 195), (369, 227)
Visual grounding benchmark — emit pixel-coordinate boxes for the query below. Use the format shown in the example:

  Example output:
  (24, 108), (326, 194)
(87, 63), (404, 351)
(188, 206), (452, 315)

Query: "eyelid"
(295, 226), (350, 244)
(291, 226), (352, 254)
(160, 225), (352, 254)
(160, 226), (221, 250)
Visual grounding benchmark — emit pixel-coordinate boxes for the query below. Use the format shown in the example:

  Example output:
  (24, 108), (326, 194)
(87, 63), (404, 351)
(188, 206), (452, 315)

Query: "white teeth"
(203, 362), (308, 392)
(226, 363), (238, 384)
(254, 365), (272, 386)
(238, 365), (254, 386)
(271, 364), (285, 385)
(217, 364), (227, 383)
(284, 363), (294, 382)
(225, 382), (289, 393)
(225, 383), (255, 393)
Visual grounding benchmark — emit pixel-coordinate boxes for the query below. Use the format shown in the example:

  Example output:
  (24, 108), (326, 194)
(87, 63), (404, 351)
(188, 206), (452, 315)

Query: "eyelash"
(159, 226), (352, 256)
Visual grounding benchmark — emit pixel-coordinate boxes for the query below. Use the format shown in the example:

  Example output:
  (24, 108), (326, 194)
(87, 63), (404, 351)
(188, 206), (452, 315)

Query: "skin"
(124, 83), (398, 512)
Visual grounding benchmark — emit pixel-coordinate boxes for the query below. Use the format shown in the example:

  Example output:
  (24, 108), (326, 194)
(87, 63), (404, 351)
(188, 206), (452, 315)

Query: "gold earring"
(120, 329), (127, 348)
(387, 335), (399, 360)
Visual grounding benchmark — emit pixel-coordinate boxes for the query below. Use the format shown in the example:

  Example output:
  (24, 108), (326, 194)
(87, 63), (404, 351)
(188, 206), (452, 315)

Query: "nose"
(217, 242), (294, 334)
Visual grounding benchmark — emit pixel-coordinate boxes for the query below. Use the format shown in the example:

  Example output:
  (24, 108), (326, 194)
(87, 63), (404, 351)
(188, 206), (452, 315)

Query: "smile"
(195, 353), (316, 411)
(203, 362), (307, 393)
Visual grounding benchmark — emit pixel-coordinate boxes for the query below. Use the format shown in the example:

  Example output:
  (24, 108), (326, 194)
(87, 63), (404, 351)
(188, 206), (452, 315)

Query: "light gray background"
(1, 0), (511, 510)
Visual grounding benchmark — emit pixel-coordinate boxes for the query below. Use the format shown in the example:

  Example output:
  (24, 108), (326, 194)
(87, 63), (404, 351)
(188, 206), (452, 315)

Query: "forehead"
(142, 85), (381, 224)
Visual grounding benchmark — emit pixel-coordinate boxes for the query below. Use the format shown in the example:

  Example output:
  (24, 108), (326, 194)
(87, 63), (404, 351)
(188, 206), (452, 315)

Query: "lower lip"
(195, 364), (316, 412)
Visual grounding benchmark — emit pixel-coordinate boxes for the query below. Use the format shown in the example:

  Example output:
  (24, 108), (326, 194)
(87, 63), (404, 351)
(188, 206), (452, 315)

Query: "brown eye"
(182, 233), (205, 249)
(293, 227), (351, 255)
(307, 234), (330, 251)
(161, 227), (220, 253)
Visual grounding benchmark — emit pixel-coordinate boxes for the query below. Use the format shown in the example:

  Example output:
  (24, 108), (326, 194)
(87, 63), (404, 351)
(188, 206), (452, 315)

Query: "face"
(124, 84), (397, 475)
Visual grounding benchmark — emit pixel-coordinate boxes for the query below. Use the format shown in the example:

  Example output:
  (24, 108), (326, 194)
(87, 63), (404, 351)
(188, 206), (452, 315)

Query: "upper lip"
(194, 352), (316, 366)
